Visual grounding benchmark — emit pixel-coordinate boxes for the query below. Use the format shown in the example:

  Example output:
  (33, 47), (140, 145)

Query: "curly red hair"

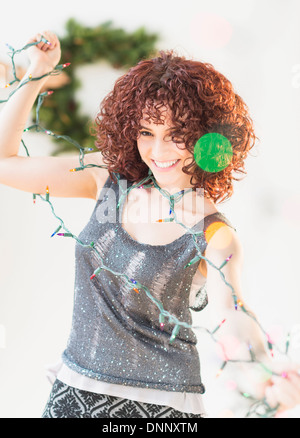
(94, 50), (257, 203)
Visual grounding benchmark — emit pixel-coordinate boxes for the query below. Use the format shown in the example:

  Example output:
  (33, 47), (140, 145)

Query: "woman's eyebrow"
(139, 125), (174, 131)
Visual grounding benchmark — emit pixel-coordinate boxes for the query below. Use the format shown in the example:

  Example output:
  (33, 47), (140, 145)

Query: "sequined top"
(62, 175), (235, 394)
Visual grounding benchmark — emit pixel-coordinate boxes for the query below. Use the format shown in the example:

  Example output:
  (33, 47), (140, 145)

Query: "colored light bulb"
(169, 325), (180, 343)
(219, 254), (233, 269)
(212, 318), (226, 334)
(90, 267), (101, 280)
(51, 225), (62, 237)
(159, 314), (165, 331)
(216, 361), (227, 377)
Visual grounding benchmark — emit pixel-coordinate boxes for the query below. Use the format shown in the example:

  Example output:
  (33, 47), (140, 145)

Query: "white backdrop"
(0, 0), (300, 418)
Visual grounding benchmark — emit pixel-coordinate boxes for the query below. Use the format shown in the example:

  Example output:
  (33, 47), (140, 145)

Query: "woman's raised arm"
(0, 31), (108, 199)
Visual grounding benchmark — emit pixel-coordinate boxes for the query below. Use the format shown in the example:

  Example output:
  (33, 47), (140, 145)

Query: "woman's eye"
(140, 131), (152, 137)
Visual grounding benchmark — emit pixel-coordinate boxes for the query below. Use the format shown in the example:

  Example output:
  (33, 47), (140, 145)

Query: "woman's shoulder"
(201, 197), (238, 256)
(85, 151), (110, 200)
(202, 195), (235, 228)
(205, 215), (242, 268)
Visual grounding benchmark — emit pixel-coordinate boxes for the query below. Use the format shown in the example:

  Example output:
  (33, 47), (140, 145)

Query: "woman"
(0, 31), (299, 418)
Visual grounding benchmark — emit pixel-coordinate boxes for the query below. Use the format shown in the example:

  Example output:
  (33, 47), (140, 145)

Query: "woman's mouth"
(151, 159), (180, 171)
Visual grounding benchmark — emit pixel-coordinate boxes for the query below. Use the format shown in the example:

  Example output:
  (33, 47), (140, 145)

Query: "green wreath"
(34, 18), (159, 155)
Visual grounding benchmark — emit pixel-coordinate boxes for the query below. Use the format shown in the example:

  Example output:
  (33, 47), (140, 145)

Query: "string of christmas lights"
(1, 40), (295, 418)
(0, 40), (70, 103)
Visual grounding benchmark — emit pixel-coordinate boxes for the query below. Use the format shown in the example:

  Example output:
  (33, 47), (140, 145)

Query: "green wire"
(1, 39), (294, 418)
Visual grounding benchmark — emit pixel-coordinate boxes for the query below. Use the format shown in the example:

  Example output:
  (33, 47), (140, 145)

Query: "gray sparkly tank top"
(62, 175), (235, 393)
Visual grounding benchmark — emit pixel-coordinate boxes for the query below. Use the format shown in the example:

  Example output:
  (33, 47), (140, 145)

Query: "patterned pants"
(42, 379), (203, 419)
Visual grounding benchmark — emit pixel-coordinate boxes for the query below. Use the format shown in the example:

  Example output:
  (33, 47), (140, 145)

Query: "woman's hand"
(265, 366), (300, 413)
(0, 31), (62, 159)
(26, 31), (61, 74)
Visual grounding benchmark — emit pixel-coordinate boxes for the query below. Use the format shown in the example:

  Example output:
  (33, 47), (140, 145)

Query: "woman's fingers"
(265, 372), (300, 411)
(265, 385), (278, 408)
(272, 379), (298, 409)
(29, 33), (45, 50)
(288, 372), (300, 392)
(26, 30), (61, 70)
(28, 31), (56, 51)
(39, 32), (52, 51)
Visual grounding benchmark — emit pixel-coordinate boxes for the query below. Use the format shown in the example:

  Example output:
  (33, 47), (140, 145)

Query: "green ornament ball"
(194, 133), (233, 173)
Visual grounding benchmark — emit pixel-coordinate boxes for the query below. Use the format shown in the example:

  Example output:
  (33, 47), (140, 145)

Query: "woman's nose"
(151, 137), (170, 158)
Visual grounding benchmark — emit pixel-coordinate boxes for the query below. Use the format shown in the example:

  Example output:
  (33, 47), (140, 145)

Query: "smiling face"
(136, 108), (194, 192)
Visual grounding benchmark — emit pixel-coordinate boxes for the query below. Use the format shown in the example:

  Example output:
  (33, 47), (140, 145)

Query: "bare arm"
(204, 226), (267, 359)
(0, 31), (108, 200)
(0, 31), (60, 159)
(202, 225), (300, 411)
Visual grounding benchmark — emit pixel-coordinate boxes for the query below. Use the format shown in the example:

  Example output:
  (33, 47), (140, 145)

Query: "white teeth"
(154, 160), (178, 168)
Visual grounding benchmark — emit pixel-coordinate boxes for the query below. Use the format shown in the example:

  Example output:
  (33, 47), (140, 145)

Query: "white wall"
(0, 0), (299, 418)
